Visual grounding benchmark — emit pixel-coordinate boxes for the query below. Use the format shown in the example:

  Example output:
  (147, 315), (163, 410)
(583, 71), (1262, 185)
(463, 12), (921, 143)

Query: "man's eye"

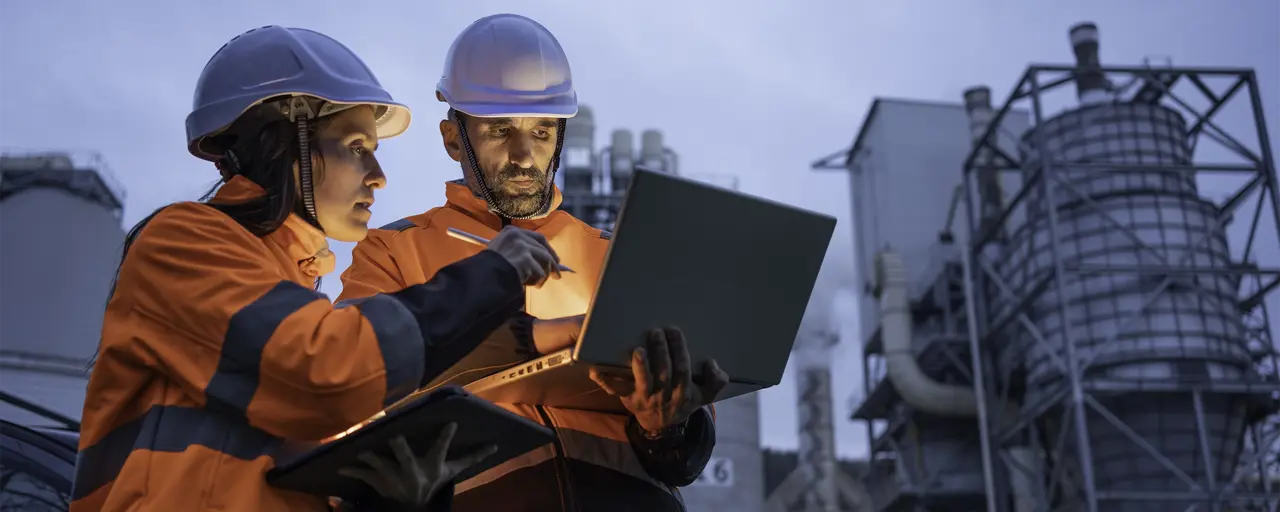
(533, 130), (550, 139)
(489, 128), (510, 137)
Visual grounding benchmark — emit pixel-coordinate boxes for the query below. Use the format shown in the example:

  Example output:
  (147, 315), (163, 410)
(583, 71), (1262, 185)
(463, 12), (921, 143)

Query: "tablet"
(266, 386), (555, 500)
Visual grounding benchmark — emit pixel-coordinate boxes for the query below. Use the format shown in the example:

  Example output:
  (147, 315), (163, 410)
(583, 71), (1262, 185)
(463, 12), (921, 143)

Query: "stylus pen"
(447, 227), (576, 273)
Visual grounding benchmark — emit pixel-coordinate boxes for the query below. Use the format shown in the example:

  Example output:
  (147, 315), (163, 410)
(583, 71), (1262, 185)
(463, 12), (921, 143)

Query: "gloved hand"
(338, 423), (497, 507)
(589, 327), (729, 433)
(531, 314), (584, 354)
(486, 226), (562, 288)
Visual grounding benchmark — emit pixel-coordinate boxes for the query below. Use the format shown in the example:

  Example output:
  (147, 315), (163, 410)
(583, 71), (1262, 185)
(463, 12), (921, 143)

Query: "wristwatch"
(642, 422), (687, 442)
(629, 416), (690, 453)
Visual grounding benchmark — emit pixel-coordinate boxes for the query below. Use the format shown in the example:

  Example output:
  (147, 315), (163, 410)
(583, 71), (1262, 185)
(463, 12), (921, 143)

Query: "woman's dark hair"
(86, 103), (328, 370)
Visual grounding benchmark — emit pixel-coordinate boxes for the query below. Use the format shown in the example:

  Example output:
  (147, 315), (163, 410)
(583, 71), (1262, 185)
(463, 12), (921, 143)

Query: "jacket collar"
(443, 179), (564, 229)
(213, 176), (336, 279)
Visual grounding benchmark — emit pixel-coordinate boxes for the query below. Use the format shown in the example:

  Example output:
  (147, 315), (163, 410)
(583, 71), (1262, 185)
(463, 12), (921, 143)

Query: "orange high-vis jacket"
(339, 180), (717, 512)
(73, 177), (525, 512)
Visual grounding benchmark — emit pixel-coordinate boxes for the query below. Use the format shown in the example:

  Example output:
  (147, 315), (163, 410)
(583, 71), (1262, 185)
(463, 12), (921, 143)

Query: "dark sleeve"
(344, 482), (455, 512)
(339, 249), (527, 393)
(625, 407), (717, 487)
(421, 311), (538, 389)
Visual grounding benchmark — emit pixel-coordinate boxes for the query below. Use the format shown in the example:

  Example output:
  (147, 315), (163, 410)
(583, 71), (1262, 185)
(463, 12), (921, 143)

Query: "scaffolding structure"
(959, 61), (1280, 512)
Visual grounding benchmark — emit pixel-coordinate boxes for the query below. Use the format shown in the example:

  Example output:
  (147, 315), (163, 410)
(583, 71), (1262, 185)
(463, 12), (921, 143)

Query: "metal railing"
(0, 148), (128, 205)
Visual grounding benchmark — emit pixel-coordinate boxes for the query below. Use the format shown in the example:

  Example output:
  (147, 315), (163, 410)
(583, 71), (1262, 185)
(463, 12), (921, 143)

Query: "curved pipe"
(875, 249), (1036, 512)
(875, 250), (981, 415)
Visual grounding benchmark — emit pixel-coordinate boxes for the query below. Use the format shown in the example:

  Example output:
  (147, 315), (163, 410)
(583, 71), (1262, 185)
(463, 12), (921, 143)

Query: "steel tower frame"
(960, 63), (1280, 512)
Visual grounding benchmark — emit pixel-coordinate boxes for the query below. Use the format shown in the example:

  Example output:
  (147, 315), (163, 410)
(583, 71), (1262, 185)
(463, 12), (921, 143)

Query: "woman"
(72, 26), (562, 512)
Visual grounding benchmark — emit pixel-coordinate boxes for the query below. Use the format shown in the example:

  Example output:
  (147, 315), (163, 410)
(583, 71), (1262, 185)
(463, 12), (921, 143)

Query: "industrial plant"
(1, 19), (1276, 512)
(815, 22), (1280, 512)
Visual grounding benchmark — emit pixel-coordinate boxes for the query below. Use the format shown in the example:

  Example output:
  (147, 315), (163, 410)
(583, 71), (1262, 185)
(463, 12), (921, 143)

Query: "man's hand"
(588, 327), (729, 434)
(532, 315), (584, 354)
(486, 226), (562, 288)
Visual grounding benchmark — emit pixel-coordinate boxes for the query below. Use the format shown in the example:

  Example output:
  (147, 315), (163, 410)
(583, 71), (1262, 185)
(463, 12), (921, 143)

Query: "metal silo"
(560, 104), (596, 195)
(609, 129), (634, 194)
(679, 390), (765, 512)
(0, 150), (125, 426)
(960, 22), (1280, 512)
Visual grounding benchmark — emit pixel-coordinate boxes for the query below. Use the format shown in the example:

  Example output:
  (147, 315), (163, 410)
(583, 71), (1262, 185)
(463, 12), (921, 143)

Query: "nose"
(365, 156), (387, 190)
(507, 133), (535, 169)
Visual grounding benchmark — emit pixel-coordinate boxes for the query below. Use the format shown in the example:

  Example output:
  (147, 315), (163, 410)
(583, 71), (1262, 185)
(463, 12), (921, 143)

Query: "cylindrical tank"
(0, 152), (126, 425)
(794, 329), (839, 512)
(559, 105), (595, 194)
(639, 129), (666, 173)
(1000, 99), (1250, 511)
(609, 129), (634, 193)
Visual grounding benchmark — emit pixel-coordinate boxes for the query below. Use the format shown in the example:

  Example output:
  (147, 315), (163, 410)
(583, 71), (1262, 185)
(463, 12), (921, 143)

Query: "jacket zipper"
(536, 405), (577, 512)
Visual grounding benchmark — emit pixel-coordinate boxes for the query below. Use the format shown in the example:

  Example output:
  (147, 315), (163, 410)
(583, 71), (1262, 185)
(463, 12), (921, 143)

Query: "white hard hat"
(437, 14), (578, 118)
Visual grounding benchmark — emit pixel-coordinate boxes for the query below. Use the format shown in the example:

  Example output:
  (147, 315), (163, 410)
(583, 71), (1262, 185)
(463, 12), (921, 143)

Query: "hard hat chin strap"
(216, 150), (243, 182)
(285, 97), (322, 230)
(451, 109), (566, 221)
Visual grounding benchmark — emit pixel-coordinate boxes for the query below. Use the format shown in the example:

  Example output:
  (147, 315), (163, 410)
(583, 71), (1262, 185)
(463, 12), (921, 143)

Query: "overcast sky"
(2, 0), (1277, 458)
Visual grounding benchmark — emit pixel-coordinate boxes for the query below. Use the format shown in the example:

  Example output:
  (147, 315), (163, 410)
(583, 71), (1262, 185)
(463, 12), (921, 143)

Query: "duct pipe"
(1069, 22), (1113, 105)
(875, 251), (1038, 512)
(875, 251), (978, 415)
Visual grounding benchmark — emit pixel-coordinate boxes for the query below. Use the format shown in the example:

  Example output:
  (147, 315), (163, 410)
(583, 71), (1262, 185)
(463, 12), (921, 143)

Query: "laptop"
(464, 168), (837, 412)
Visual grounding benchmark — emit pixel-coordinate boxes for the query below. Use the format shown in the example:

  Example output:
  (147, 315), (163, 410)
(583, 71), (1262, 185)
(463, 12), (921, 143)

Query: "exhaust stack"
(962, 86), (994, 145)
(962, 86), (1005, 239)
(1070, 22), (1112, 104)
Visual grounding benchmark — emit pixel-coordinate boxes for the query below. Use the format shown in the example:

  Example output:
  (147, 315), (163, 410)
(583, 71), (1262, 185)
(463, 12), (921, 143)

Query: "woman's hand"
(338, 423), (497, 506)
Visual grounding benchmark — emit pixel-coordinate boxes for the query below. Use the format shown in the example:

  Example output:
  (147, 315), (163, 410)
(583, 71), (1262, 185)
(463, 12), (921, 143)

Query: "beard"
(486, 163), (549, 218)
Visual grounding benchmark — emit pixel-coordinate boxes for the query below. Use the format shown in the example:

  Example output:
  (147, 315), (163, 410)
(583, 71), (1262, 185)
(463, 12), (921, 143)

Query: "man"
(338, 13), (728, 512)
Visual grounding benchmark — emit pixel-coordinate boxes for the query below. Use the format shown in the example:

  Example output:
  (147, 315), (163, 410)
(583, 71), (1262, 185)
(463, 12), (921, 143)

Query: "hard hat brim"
(188, 93), (413, 162)
(448, 100), (578, 119)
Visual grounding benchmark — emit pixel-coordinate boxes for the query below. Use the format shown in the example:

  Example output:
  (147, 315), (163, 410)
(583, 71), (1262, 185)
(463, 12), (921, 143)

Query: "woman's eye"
(351, 146), (367, 156)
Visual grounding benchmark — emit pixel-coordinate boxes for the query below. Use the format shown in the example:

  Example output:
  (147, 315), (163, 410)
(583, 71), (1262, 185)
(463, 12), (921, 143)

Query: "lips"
(355, 200), (373, 211)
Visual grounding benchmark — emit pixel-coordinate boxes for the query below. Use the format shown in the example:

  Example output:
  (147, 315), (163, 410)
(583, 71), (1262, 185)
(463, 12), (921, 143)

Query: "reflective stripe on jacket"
(73, 176), (525, 512)
(339, 180), (717, 512)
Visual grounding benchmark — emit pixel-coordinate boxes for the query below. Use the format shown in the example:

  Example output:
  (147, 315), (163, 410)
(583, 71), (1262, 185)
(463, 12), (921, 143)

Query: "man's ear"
(439, 119), (462, 163)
